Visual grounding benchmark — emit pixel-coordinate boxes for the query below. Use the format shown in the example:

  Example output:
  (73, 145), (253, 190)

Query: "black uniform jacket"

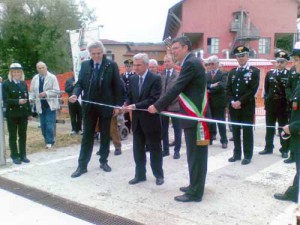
(3, 80), (31, 118)
(289, 84), (300, 153)
(226, 64), (260, 114)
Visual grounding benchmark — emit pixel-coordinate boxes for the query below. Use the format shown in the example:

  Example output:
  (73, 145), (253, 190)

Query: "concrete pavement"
(0, 116), (299, 225)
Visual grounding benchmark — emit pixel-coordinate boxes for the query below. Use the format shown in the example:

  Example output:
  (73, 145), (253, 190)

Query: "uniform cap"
(9, 63), (23, 70)
(275, 50), (289, 61)
(124, 59), (133, 65)
(233, 45), (250, 56)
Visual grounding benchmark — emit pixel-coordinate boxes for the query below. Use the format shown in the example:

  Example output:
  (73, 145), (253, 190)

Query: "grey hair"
(133, 53), (149, 65)
(36, 61), (47, 68)
(149, 59), (158, 66)
(87, 41), (106, 53)
(207, 55), (219, 64)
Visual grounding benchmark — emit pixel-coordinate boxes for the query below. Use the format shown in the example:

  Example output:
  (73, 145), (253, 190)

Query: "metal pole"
(0, 83), (6, 166)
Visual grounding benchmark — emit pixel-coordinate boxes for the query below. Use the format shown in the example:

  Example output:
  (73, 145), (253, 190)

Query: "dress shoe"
(209, 140), (213, 145)
(173, 152), (180, 159)
(174, 194), (201, 202)
(241, 158), (251, 165)
(281, 152), (288, 159)
(46, 144), (52, 149)
(228, 156), (241, 162)
(169, 141), (175, 147)
(100, 163), (111, 172)
(162, 151), (170, 157)
(222, 143), (228, 149)
(71, 168), (87, 178)
(12, 159), (21, 165)
(229, 137), (234, 141)
(179, 186), (190, 193)
(21, 157), (30, 163)
(284, 157), (295, 164)
(96, 151), (100, 155)
(114, 149), (122, 155)
(259, 149), (272, 155)
(274, 193), (297, 202)
(128, 177), (146, 185)
(156, 178), (164, 185)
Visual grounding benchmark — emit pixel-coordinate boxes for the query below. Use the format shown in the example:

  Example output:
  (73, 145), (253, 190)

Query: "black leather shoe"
(128, 177), (146, 185)
(71, 168), (87, 178)
(259, 149), (272, 155)
(229, 137), (234, 141)
(274, 193), (297, 203)
(169, 141), (175, 147)
(100, 163), (112, 172)
(173, 152), (180, 159)
(281, 152), (288, 159)
(12, 159), (21, 165)
(96, 151), (100, 155)
(114, 149), (122, 155)
(209, 140), (213, 145)
(156, 178), (164, 185)
(21, 157), (30, 163)
(284, 157), (295, 164)
(179, 186), (190, 193)
(241, 158), (251, 165)
(222, 143), (228, 149)
(162, 151), (170, 157)
(228, 156), (241, 162)
(174, 194), (202, 202)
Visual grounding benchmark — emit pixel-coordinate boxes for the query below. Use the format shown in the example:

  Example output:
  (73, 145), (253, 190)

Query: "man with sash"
(226, 45), (260, 165)
(148, 36), (209, 202)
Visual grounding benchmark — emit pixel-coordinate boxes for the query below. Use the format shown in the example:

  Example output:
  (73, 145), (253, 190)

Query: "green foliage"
(276, 34), (294, 53)
(0, 0), (81, 79)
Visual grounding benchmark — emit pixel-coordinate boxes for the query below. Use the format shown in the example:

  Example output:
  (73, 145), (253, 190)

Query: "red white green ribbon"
(178, 91), (210, 146)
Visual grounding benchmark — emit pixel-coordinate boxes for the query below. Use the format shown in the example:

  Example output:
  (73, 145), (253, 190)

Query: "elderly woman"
(3, 63), (32, 164)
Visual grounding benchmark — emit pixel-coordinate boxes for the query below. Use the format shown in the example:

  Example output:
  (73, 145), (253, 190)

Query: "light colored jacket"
(29, 72), (60, 114)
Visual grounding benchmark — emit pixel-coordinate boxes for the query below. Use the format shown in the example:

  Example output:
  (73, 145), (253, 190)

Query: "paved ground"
(0, 116), (299, 225)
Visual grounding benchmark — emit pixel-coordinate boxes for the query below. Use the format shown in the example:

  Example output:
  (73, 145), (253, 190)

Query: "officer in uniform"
(3, 63), (32, 164)
(259, 51), (290, 158)
(284, 64), (300, 163)
(226, 45), (260, 165)
(274, 43), (300, 202)
(121, 59), (135, 133)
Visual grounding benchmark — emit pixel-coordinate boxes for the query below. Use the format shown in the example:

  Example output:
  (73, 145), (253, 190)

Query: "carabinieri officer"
(3, 63), (32, 164)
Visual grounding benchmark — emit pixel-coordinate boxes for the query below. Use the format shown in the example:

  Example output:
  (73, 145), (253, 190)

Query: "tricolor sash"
(178, 91), (210, 146)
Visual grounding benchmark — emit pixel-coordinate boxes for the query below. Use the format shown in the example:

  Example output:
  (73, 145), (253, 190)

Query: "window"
(207, 38), (219, 54)
(259, 38), (271, 54)
(106, 50), (115, 61)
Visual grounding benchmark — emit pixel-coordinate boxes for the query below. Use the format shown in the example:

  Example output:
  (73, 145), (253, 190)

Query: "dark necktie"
(165, 70), (170, 91)
(139, 76), (143, 95)
(94, 63), (100, 81)
(211, 70), (216, 79)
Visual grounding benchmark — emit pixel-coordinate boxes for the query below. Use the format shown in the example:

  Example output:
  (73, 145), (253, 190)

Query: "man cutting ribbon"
(148, 36), (209, 203)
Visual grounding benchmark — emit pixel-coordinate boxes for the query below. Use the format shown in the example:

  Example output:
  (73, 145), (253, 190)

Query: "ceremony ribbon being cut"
(178, 92), (210, 146)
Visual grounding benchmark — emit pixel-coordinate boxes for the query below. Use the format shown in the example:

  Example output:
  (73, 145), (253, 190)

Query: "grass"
(4, 120), (82, 157)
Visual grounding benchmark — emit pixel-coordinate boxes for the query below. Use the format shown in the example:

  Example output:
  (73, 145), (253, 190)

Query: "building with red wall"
(163, 0), (299, 59)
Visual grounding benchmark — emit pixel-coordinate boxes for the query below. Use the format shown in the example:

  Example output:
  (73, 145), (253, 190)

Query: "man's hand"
(19, 99), (27, 105)
(211, 82), (219, 88)
(113, 108), (121, 116)
(69, 95), (77, 103)
(283, 125), (290, 135)
(38, 92), (46, 98)
(148, 105), (157, 114)
(231, 101), (241, 109)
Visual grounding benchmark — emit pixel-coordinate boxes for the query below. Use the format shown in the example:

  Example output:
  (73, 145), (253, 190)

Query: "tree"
(0, 0), (81, 79)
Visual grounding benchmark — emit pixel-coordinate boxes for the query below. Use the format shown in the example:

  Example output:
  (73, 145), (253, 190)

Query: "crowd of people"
(1, 36), (300, 203)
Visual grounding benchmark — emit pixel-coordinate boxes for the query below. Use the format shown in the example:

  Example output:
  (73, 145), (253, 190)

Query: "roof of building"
(101, 39), (127, 45)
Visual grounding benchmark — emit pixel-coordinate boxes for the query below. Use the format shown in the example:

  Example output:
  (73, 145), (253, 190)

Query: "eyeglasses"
(205, 63), (214, 66)
(91, 52), (102, 56)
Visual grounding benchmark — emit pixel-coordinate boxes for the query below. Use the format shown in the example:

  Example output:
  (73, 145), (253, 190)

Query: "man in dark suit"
(226, 45), (260, 165)
(148, 36), (209, 202)
(124, 53), (164, 186)
(206, 55), (228, 148)
(259, 51), (290, 158)
(69, 41), (122, 178)
(65, 74), (82, 135)
(160, 54), (182, 159)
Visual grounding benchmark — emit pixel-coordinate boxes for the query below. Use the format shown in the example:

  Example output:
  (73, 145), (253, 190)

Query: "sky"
(84, 0), (181, 43)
